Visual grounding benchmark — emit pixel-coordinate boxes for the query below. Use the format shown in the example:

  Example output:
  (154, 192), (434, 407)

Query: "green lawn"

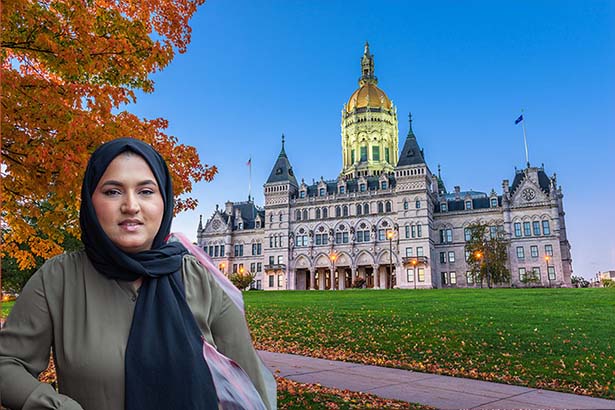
(245, 288), (615, 399)
(1, 301), (15, 320)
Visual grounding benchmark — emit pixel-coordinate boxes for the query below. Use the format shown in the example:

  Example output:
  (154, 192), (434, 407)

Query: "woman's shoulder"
(35, 250), (90, 284)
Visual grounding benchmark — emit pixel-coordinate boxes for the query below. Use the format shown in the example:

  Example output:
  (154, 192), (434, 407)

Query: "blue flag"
(515, 115), (524, 125)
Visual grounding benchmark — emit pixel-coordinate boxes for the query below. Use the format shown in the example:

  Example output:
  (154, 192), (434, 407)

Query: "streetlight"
(386, 229), (395, 289)
(329, 251), (337, 290)
(545, 255), (551, 288)
(475, 251), (485, 288)
(220, 262), (226, 274)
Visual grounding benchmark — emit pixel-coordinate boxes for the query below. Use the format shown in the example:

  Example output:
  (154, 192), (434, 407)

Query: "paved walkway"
(259, 351), (615, 410)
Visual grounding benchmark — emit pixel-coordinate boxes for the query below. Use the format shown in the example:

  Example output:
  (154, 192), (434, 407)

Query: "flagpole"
(248, 156), (252, 201)
(521, 108), (529, 168)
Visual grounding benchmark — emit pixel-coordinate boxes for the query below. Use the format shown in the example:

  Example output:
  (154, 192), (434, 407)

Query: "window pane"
(542, 220), (551, 235)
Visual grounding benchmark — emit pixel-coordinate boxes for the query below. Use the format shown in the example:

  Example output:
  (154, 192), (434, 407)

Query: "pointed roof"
(266, 134), (298, 186)
(397, 113), (426, 167)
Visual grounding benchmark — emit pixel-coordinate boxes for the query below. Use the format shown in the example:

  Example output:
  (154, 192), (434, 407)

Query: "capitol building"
(197, 43), (573, 290)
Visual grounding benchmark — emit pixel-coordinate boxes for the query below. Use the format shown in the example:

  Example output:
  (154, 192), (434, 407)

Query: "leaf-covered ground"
(245, 288), (615, 400)
(277, 377), (432, 409)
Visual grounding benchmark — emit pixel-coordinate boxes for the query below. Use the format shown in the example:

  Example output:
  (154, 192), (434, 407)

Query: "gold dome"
(346, 83), (392, 112)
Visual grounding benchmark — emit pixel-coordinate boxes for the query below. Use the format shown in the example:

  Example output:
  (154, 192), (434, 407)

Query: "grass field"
(245, 288), (615, 400)
(1, 301), (15, 320)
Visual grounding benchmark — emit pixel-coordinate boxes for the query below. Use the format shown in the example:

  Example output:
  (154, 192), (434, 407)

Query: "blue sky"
(130, 0), (615, 280)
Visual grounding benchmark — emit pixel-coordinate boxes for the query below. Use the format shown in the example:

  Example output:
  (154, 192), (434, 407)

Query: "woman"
(0, 138), (275, 409)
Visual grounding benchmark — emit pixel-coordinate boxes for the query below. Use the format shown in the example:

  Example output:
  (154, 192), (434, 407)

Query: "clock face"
(521, 188), (536, 201)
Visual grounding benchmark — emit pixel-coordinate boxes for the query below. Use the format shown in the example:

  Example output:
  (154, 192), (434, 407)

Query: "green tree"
(465, 222), (510, 288)
(229, 271), (256, 291)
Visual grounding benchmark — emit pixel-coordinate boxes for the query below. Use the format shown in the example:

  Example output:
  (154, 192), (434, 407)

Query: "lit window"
(440, 229), (453, 244)
(464, 228), (471, 241)
(417, 268), (425, 282)
(450, 272), (457, 284)
(516, 246), (525, 259)
(405, 247), (413, 257)
(407, 269), (414, 282)
(378, 229), (385, 241)
(519, 267), (526, 281)
(416, 247), (424, 257)
(514, 223), (522, 237)
(489, 226), (497, 239)
(523, 222), (531, 236)
(278, 275), (283, 287)
(441, 272), (448, 285)
(360, 146), (367, 161)
(548, 266), (556, 280)
(372, 146), (380, 161)
(448, 251), (455, 263)
(545, 244), (553, 256)
(530, 245), (538, 258)
(466, 271), (474, 284)
(278, 255), (283, 264)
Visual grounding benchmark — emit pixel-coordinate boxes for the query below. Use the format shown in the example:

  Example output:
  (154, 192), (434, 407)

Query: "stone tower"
(341, 42), (399, 178)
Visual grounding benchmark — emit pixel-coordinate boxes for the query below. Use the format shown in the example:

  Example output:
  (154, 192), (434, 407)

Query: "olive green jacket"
(0, 251), (274, 409)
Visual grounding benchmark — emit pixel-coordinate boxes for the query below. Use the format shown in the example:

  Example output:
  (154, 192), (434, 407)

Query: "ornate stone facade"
(197, 44), (573, 290)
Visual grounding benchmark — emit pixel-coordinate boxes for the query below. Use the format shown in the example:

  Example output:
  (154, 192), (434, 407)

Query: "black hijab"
(80, 138), (218, 409)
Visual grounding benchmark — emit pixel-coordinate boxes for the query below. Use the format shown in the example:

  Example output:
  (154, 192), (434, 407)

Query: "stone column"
(309, 267), (316, 290)
(351, 266), (357, 287)
(319, 269), (325, 290)
(339, 268), (346, 290)
(373, 264), (380, 289)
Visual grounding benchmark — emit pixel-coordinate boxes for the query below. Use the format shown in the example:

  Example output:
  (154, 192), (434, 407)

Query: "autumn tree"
(465, 222), (510, 288)
(1, 0), (215, 281)
(229, 271), (256, 291)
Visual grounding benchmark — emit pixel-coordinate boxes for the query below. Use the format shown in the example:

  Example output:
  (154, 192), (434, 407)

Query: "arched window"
(322, 207), (328, 218)
(296, 210), (301, 221)
(403, 200), (409, 210)
(335, 206), (341, 217)
(415, 199), (421, 209)
(316, 208), (321, 219)
(303, 209), (308, 220)
(377, 202), (384, 213)
(356, 204), (362, 215)
(363, 203), (369, 214)
(385, 201), (392, 212)
(279, 213), (283, 222)
(343, 205), (349, 217)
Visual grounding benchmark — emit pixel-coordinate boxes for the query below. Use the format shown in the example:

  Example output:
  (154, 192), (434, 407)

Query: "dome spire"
(359, 41), (378, 86)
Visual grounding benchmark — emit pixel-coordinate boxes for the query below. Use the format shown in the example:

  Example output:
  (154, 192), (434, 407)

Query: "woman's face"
(92, 153), (165, 253)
